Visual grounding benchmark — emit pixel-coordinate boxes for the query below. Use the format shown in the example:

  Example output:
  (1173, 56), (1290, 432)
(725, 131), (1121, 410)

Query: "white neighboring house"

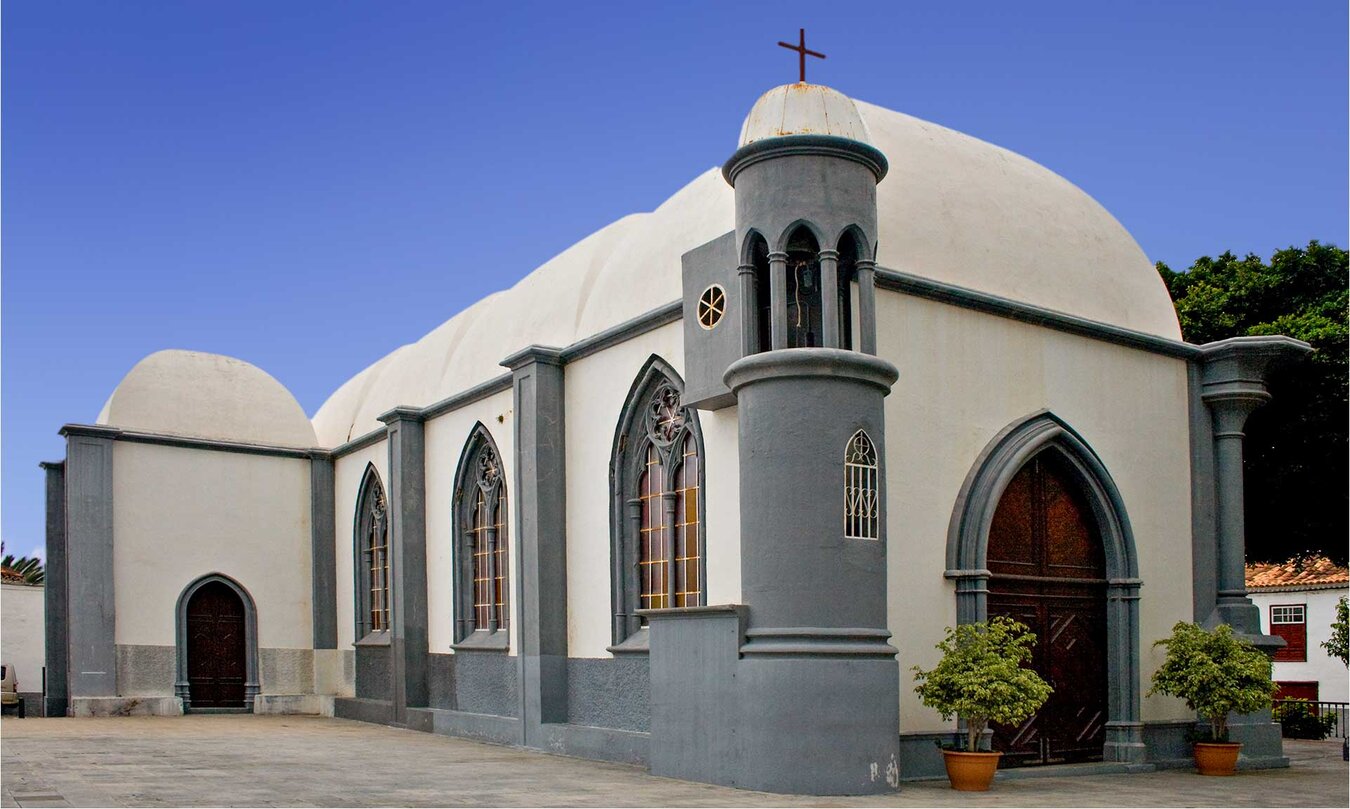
(1, 566), (46, 715)
(1247, 557), (1349, 704)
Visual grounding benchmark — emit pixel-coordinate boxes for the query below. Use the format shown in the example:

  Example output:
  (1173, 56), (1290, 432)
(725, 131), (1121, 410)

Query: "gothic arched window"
(844, 430), (879, 540)
(453, 425), (509, 646)
(610, 358), (705, 649)
(355, 465), (390, 637)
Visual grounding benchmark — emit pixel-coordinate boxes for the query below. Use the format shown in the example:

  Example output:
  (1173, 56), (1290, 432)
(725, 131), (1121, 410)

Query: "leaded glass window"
(844, 430), (879, 540)
(611, 359), (706, 646)
(454, 426), (509, 643)
(355, 466), (390, 637)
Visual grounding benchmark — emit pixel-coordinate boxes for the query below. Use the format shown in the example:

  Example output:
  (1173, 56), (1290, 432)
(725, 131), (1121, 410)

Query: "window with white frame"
(1270, 603), (1307, 662)
(844, 430), (879, 540)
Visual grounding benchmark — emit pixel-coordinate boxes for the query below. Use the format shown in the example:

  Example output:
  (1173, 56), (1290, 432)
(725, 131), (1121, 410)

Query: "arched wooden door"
(186, 580), (248, 708)
(987, 452), (1108, 766)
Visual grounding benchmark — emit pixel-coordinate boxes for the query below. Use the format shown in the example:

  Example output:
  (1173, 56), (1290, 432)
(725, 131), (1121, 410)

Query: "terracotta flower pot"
(941, 749), (1002, 791)
(1193, 742), (1242, 776)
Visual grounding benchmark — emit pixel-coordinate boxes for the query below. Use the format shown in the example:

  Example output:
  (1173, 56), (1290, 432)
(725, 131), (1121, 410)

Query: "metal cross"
(778, 28), (825, 83)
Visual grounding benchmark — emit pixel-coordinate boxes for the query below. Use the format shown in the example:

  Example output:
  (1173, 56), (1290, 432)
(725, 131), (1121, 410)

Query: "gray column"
(1104, 577), (1145, 763)
(58, 425), (118, 698)
(768, 251), (788, 350)
(855, 259), (877, 355)
(502, 345), (569, 744)
(310, 452), (337, 649)
(40, 460), (68, 717)
(1198, 336), (1310, 634)
(818, 249), (840, 348)
(378, 407), (428, 723)
(737, 263), (758, 355)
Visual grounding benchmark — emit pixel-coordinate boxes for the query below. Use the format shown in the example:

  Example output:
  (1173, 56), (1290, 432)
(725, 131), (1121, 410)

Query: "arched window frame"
(451, 424), (510, 649)
(844, 429), (880, 540)
(353, 464), (390, 641)
(608, 357), (706, 651)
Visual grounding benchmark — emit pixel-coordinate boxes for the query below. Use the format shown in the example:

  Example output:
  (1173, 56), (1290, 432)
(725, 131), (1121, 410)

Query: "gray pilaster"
(379, 407), (429, 723)
(1198, 336), (1310, 634)
(502, 346), (569, 744)
(818, 248), (840, 348)
(310, 452), (337, 649)
(1187, 362), (1218, 622)
(738, 263), (758, 355)
(856, 259), (877, 355)
(59, 425), (118, 698)
(40, 460), (69, 716)
(767, 252), (788, 350)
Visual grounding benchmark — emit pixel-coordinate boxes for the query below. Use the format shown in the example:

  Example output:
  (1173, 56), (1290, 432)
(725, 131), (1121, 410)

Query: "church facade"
(42, 83), (1307, 793)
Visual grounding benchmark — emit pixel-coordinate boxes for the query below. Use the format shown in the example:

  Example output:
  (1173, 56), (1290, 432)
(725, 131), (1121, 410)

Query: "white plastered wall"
(878, 294), (1196, 730)
(563, 321), (741, 659)
(1252, 588), (1350, 702)
(1, 583), (46, 695)
(423, 390), (517, 655)
(112, 442), (313, 650)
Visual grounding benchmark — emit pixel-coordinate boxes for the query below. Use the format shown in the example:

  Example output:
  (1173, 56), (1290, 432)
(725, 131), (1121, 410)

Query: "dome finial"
(777, 28), (825, 84)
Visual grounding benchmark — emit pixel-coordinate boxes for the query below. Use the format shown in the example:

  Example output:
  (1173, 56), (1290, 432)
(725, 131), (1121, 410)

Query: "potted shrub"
(912, 617), (1052, 791)
(1148, 621), (1277, 776)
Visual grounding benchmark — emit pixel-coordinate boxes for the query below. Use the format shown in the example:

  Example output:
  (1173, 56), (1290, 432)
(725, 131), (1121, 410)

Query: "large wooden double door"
(186, 581), (248, 708)
(987, 452), (1108, 766)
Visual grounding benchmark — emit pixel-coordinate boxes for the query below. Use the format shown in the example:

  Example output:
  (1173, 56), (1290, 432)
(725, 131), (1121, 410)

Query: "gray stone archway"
(944, 410), (1144, 763)
(174, 573), (260, 711)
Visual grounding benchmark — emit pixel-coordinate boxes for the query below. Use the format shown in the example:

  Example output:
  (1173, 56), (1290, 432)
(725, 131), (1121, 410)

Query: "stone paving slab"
(2, 715), (1346, 807)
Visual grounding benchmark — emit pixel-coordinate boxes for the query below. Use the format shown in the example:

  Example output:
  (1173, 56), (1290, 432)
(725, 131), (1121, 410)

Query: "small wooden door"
(186, 581), (247, 708)
(987, 453), (1108, 766)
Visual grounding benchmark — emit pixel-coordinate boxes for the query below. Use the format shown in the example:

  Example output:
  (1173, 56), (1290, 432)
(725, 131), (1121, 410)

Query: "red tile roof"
(0, 565), (26, 584)
(1246, 557), (1349, 591)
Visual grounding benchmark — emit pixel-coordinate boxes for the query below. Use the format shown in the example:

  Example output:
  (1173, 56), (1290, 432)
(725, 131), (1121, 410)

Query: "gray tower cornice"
(722, 133), (889, 187)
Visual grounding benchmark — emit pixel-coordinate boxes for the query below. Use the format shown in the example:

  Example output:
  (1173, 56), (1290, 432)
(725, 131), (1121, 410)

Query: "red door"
(987, 453), (1109, 766)
(186, 581), (247, 708)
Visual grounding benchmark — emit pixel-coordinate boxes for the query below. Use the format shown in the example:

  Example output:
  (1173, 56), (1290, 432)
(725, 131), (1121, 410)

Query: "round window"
(697, 284), (727, 330)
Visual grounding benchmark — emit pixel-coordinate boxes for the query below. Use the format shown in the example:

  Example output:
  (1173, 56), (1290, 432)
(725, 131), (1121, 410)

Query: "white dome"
(312, 95), (1182, 448)
(98, 350), (316, 448)
(738, 83), (872, 147)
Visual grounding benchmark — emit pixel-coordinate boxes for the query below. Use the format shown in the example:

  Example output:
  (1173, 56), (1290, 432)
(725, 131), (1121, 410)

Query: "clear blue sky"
(4, 1), (1346, 559)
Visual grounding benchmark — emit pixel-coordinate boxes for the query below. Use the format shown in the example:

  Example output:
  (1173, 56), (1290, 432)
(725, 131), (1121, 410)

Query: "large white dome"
(98, 350), (316, 448)
(738, 83), (873, 147)
(312, 93), (1182, 448)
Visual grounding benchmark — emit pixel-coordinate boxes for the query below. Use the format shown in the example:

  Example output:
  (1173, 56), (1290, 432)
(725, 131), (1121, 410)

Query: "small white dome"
(98, 350), (316, 448)
(738, 83), (872, 147)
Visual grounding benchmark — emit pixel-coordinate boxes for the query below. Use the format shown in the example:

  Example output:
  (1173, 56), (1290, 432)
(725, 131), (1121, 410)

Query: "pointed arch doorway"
(987, 451), (1108, 765)
(946, 411), (1144, 767)
(175, 574), (260, 711)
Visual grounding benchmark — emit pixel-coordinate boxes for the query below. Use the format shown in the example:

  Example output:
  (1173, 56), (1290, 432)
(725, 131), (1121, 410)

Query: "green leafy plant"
(1323, 597), (1348, 666)
(1148, 622), (1276, 742)
(912, 617), (1053, 754)
(0, 543), (44, 585)
(1274, 699), (1337, 740)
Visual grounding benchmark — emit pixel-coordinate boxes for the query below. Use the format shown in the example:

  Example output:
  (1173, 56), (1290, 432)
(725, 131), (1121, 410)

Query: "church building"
(41, 81), (1308, 793)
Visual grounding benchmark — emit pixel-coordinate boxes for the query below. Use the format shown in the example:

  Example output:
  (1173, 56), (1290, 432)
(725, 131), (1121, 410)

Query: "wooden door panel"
(186, 581), (247, 708)
(987, 454), (1108, 767)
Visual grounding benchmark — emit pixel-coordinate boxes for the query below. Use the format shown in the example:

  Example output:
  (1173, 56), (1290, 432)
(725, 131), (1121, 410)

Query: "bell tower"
(650, 81), (901, 796)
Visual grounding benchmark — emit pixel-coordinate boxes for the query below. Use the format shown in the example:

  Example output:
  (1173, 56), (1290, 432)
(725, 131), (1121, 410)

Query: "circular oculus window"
(697, 284), (727, 330)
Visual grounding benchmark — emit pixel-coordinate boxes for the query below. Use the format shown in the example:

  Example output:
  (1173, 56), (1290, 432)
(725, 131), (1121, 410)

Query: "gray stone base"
(333, 696), (393, 725)
(16, 692), (45, 717)
(254, 694), (334, 716)
(407, 707), (520, 746)
(69, 696), (183, 716)
(897, 731), (959, 780)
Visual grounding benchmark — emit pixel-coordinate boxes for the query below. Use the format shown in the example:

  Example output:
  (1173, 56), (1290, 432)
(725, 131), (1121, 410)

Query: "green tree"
(912, 617), (1053, 753)
(1157, 242), (1348, 565)
(0, 542), (45, 585)
(1148, 622), (1276, 742)
(1323, 596), (1349, 667)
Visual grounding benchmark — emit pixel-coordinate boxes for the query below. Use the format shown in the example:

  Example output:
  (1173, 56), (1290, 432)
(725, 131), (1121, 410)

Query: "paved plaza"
(2, 716), (1346, 808)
